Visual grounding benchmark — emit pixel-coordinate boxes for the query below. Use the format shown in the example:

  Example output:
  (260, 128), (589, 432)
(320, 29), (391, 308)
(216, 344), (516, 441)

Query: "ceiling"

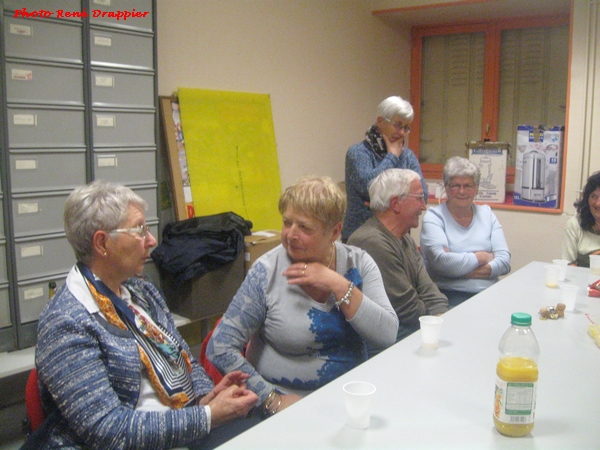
(372, 0), (571, 28)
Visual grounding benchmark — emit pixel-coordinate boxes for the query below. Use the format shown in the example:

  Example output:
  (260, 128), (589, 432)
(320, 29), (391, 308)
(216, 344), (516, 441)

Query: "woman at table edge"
(561, 171), (600, 267)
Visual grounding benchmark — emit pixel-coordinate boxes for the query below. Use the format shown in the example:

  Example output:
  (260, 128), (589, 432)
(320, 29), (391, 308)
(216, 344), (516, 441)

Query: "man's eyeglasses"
(406, 193), (426, 203)
(109, 224), (151, 239)
(384, 117), (411, 133)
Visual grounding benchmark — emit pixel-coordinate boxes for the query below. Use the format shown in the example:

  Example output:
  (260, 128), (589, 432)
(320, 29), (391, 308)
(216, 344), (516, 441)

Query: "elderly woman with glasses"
(341, 95), (428, 242)
(208, 176), (398, 417)
(419, 157), (511, 307)
(26, 181), (258, 450)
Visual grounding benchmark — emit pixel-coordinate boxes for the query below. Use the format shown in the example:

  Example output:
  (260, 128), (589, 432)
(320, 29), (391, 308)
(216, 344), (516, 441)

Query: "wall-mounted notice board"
(159, 96), (195, 221)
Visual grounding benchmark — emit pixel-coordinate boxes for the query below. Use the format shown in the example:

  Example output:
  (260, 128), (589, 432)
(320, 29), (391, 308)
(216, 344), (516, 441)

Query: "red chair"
(199, 318), (249, 386)
(199, 319), (225, 385)
(24, 368), (46, 433)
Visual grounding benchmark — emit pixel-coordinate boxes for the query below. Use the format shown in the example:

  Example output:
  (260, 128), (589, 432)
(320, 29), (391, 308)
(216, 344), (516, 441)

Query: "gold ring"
(302, 263), (307, 276)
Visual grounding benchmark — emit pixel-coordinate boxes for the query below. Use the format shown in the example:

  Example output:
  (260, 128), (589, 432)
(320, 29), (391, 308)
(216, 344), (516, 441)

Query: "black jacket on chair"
(151, 211), (252, 283)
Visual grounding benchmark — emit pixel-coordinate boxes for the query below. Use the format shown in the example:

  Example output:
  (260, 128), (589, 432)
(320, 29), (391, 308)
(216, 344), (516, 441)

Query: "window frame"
(409, 14), (570, 213)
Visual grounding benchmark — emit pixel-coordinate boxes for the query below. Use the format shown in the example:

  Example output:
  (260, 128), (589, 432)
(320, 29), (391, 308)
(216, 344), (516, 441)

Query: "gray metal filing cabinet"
(0, 0), (158, 351)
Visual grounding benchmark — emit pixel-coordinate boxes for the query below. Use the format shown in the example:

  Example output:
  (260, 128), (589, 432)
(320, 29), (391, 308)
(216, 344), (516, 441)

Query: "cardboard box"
(161, 252), (244, 321)
(244, 230), (281, 274)
(467, 142), (509, 203)
(514, 125), (563, 208)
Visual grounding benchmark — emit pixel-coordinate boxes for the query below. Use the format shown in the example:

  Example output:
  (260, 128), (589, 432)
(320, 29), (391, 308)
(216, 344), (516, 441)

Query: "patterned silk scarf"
(365, 125), (387, 160)
(77, 263), (195, 409)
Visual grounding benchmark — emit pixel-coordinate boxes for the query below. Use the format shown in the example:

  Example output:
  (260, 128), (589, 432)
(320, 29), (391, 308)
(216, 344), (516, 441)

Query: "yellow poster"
(178, 88), (282, 230)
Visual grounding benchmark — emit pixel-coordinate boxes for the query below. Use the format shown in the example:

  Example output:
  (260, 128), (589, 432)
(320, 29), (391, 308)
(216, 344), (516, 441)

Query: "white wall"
(157, 0), (598, 273)
(157, 0), (410, 188)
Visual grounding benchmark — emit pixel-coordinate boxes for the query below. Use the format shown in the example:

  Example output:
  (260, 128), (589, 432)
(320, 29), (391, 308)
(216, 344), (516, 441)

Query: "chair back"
(199, 319), (225, 385)
(24, 368), (46, 432)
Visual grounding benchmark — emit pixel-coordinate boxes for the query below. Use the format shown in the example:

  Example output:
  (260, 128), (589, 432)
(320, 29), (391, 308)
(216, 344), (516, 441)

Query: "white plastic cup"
(590, 255), (600, 275)
(552, 259), (569, 281)
(559, 284), (579, 311)
(545, 264), (560, 288)
(419, 315), (443, 349)
(343, 381), (376, 429)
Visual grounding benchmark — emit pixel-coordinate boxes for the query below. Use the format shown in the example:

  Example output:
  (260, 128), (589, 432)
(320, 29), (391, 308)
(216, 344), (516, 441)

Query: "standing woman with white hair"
(420, 157), (511, 308)
(341, 96), (428, 242)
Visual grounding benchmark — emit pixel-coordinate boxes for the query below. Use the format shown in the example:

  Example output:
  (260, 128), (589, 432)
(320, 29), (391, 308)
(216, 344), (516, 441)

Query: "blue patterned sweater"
(207, 242), (398, 404)
(32, 273), (214, 449)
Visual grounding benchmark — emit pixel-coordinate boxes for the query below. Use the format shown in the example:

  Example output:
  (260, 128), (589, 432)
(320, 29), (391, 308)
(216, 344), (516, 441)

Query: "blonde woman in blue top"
(208, 176), (398, 417)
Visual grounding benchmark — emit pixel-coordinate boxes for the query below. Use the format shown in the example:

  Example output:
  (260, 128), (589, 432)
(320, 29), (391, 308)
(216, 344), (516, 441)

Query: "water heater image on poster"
(521, 150), (545, 201)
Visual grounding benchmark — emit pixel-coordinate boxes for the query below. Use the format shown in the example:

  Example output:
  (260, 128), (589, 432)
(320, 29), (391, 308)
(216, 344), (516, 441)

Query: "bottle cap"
(511, 312), (532, 327)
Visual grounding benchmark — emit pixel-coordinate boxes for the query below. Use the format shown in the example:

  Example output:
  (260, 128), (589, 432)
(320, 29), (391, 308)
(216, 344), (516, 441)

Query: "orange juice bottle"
(493, 313), (539, 437)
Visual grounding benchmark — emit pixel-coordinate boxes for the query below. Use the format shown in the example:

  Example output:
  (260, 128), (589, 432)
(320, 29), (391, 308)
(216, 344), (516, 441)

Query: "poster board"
(177, 88), (282, 230)
(467, 141), (509, 203)
(159, 96), (195, 220)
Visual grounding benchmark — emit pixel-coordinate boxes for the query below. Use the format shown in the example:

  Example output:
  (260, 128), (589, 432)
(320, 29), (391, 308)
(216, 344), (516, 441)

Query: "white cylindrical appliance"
(521, 150), (545, 201)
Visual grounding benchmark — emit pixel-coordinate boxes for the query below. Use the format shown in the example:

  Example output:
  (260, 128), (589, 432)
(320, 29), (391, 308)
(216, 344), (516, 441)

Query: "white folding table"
(218, 262), (600, 449)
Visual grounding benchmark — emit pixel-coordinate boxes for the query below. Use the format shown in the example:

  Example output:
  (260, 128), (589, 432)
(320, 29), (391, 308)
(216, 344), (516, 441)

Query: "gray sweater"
(348, 217), (448, 326)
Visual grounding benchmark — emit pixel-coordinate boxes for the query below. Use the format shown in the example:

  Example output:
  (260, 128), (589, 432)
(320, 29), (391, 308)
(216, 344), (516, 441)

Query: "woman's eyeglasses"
(448, 184), (476, 193)
(384, 117), (412, 133)
(109, 224), (151, 239)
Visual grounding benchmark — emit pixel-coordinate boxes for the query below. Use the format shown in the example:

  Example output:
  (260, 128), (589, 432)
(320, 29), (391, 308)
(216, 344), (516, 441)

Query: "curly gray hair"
(443, 156), (481, 186)
(376, 96), (414, 122)
(64, 180), (147, 264)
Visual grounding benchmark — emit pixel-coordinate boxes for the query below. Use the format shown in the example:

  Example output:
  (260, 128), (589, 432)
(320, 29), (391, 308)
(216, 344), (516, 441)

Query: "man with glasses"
(348, 169), (448, 345)
(342, 96), (428, 243)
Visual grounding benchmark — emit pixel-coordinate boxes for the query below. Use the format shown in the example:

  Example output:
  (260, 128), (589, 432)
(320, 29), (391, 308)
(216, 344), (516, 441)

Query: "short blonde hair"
(278, 176), (346, 230)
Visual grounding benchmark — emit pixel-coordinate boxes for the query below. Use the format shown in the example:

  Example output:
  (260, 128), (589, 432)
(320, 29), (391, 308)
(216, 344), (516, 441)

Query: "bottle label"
(494, 377), (537, 424)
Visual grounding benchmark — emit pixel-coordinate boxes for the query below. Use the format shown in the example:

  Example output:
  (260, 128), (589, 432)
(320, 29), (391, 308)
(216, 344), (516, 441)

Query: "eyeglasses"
(109, 224), (151, 239)
(384, 117), (411, 133)
(406, 193), (426, 203)
(448, 184), (476, 193)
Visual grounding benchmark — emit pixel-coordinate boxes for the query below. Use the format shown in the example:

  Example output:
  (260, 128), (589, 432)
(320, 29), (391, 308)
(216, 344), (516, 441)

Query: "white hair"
(376, 96), (414, 122)
(64, 180), (147, 264)
(368, 169), (421, 212)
